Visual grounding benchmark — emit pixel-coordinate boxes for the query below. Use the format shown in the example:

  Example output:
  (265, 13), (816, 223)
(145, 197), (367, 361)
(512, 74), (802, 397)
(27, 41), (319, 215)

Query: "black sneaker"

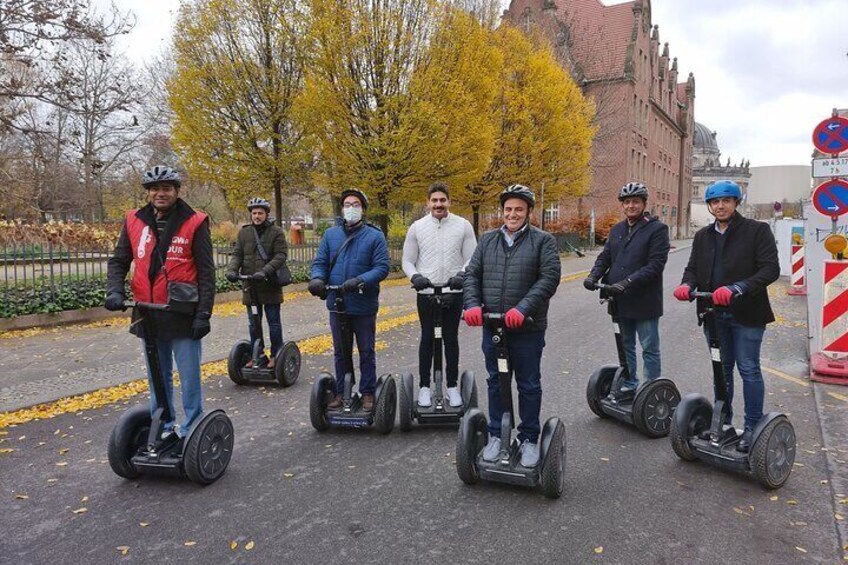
(736, 428), (753, 453)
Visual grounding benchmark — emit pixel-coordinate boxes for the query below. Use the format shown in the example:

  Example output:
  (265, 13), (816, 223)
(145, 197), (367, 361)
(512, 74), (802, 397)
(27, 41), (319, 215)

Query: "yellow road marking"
(827, 391), (848, 403)
(561, 270), (589, 283)
(762, 366), (810, 388)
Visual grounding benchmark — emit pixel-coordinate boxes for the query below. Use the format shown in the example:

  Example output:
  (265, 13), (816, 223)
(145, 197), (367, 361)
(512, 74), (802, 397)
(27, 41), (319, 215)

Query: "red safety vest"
(125, 208), (208, 304)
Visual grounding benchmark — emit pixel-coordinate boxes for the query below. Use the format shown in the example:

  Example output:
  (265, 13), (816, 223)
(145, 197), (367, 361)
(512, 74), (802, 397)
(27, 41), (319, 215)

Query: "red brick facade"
(504, 0), (695, 238)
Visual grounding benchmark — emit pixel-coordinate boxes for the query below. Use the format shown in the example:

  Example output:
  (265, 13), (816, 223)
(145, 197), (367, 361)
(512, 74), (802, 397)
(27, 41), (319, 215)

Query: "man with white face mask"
(309, 189), (390, 412)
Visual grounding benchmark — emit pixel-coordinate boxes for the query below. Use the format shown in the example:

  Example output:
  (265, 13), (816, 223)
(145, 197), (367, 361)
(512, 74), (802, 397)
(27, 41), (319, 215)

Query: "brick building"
(503, 0), (696, 237)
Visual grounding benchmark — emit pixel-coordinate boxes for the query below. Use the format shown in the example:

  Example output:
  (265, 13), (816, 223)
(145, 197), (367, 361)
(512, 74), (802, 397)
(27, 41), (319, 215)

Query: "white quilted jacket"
(402, 213), (477, 287)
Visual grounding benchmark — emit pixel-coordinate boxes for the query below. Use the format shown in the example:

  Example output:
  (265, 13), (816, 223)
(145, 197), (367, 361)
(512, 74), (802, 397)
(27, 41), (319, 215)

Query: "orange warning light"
(824, 233), (848, 258)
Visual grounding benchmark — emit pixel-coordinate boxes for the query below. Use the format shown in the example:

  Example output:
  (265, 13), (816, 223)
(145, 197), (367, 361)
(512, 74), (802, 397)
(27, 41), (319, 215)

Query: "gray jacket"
(463, 224), (561, 332)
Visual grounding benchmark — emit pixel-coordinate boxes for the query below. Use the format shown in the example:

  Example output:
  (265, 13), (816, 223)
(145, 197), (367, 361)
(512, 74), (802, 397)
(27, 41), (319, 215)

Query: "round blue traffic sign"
(813, 179), (848, 217)
(813, 116), (848, 155)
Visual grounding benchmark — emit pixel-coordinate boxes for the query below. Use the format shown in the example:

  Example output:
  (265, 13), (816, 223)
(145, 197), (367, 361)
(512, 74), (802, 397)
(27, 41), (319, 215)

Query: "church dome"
(693, 122), (719, 153)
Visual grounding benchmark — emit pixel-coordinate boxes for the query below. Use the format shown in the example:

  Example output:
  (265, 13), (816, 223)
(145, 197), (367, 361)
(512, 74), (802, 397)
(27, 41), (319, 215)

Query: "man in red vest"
(105, 166), (216, 439)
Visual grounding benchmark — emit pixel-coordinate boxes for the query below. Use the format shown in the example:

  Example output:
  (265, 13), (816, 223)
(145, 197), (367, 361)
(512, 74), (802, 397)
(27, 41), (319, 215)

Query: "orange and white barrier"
(811, 260), (848, 384)
(787, 244), (806, 295)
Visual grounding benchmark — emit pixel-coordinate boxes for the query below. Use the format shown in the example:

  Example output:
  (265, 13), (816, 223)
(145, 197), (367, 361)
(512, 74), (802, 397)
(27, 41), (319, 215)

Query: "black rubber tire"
(456, 409), (488, 485)
(399, 373), (414, 432)
(374, 375), (397, 435)
(184, 412), (234, 485)
(751, 415), (796, 490)
(586, 365), (617, 418)
(670, 394), (712, 462)
(460, 370), (478, 409)
(107, 405), (151, 480)
(632, 379), (681, 438)
(540, 420), (566, 499)
(227, 340), (252, 385)
(274, 341), (301, 387)
(310, 373), (334, 432)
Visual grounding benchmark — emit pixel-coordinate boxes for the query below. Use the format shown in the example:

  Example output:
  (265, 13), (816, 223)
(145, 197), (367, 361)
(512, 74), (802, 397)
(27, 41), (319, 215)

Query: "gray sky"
(107, 0), (847, 167)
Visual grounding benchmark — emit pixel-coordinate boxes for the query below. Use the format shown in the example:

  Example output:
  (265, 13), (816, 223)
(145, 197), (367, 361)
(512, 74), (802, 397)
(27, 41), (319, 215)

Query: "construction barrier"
(811, 260), (848, 384)
(788, 244), (807, 295)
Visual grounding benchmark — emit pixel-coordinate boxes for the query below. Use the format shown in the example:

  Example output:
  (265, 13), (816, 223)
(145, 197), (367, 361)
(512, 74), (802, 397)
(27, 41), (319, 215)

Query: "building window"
(544, 203), (559, 223)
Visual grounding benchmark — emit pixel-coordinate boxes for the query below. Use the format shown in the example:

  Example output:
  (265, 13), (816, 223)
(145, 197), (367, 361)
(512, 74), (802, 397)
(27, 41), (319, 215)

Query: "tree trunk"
(472, 204), (480, 237)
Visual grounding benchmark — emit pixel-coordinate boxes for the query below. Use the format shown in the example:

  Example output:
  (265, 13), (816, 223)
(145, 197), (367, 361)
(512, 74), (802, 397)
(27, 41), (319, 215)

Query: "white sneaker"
(418, 386), (432, 407)
(482, 437), (501, 462)
(446, 387), (463, 407)
(519, 439), (539, 468)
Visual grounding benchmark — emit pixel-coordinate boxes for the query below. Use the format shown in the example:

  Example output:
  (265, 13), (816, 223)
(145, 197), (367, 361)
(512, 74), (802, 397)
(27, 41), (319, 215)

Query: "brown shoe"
(266, 357), (275, 369)
(327, 394), (343, 409)
(245, 359), (255, 368)
(361, 393), (375, 412)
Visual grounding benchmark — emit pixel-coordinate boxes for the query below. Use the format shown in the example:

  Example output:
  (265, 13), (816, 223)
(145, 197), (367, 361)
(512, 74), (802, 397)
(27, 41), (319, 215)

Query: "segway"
(456, 313), (565, 498)
(108, 302), (234, 485)
(309, 283), (396, 433)
(586, 282), (680, 438)
(399, 284), (477, 430)
(669, 291), (796, 489)
(227, 274), (301, 387)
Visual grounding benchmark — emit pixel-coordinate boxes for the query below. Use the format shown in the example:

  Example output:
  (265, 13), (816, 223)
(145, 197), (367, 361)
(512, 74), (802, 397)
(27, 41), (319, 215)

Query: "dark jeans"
(618, 317), (661, 388)
(246, 304), (283, 357)
(416, 293), (462, 388)
(329, 312), (377, 395)
(706, 311), (766, 430)
(482, 327), (546, 444)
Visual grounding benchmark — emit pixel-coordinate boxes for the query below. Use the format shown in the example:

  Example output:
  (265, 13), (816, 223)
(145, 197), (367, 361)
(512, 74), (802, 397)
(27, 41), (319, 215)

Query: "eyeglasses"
(342, 202), (362, 209)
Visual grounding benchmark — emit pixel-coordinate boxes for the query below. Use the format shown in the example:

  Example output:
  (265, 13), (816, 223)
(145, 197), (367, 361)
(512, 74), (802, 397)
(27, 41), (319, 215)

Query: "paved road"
(1, 248), (846, 564)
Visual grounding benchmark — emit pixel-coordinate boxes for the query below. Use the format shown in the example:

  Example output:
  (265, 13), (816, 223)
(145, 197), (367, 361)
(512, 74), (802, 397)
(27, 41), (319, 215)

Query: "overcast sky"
(106, 0), (847, 167)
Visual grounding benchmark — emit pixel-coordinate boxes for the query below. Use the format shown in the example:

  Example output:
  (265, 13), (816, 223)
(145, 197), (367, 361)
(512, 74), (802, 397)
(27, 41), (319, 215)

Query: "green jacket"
(227, 222), (288, 305)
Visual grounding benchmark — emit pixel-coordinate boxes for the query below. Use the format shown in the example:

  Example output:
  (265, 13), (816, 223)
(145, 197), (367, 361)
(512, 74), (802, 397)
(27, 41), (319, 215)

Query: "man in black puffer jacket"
(463, 184), (561, 468)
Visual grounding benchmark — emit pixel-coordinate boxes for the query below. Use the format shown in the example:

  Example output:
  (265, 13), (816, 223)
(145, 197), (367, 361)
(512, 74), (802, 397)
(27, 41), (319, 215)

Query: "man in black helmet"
(583, 182), (670, 400)
(226, 197), (289, 367)
(463, 184), (561, 468)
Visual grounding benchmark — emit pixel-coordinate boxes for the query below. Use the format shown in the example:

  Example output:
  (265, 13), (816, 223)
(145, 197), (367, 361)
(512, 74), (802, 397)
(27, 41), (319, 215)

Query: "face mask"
(343, 207), (363, 224)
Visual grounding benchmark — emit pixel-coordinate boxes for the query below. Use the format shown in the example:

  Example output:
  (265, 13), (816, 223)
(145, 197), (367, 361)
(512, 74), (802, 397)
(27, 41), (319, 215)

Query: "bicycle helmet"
(499, 184), (536, 208)
(340, 188), (369, 209)
(704, 180), (742, 202)
(618, 182), (648, 201)
(247, 197), (271, 211)
(141, 165), (181, 188)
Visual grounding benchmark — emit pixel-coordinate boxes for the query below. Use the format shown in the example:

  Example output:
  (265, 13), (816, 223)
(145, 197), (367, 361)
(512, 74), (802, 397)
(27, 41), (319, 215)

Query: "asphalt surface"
(1, 248), (847, 564)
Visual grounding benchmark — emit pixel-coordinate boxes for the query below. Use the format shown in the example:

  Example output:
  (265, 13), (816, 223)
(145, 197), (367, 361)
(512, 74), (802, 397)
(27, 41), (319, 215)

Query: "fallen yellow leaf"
(184, 541), (196, 547)
(594, 547), (603, 554)
(600, 457), (610, 462)
(81, 496), (89, 503)
(836, 513), (845, 521)
(245, 540), (255, 551)
(795, 546), (807, 553)
(15, 494), (29, 500)
(786, 500), (798, 505)
(59, 448), (69, 455)
(55, 462), (68, 467)
(230, 540), (238, 550)
(0, 448), (15, 454)
(283, 473), (295, 478)
(769, 495), (778, 501)
(139, 522), (149, 527)
(116, 546), (129, 555)
(72, 507), (87, 514)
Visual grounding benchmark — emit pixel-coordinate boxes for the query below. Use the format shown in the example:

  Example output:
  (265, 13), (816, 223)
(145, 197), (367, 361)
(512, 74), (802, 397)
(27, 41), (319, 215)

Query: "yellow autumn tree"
(465, 24), (595, 233)
(169, 0), (310, 223)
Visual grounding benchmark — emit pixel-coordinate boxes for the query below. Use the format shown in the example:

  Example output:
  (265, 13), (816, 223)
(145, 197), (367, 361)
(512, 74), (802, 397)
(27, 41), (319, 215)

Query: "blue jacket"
(589, 214), (670, 319)
(310, 219), (390, 316)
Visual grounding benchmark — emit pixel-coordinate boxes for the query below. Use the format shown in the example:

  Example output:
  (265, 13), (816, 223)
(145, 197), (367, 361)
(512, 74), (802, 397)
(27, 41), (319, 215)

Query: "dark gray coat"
(226, 222), (288, 305)
(463, 225), (561, 332)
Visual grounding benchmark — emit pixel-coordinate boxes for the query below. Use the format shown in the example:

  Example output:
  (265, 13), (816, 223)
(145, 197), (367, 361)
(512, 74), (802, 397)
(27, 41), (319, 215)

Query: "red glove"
(713, 286), (735, 306)
(504, 308), (525, 329)
(673, 285), (691, 301)
(464, 307), (483, 327)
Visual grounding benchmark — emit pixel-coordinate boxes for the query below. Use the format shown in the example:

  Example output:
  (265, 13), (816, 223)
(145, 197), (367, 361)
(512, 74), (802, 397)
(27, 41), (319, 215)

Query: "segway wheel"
(399, 373), (414, 432)
(632, 379), (681, 438)
(374, 375), (397, 435)
(310, 373), (335, 432)
(539, 419), (566, 499)
(107, 405), (151, 479)
(751, 415), (796, 490)
(586, 365), (617, 418)
(227, 340), (252, 385)
(460, 370), (477, 409)
(669, 394), (712, 462)
(184, 412), (234, 485)
(456, 409), (487, 485)
(274, 341), (301, 387)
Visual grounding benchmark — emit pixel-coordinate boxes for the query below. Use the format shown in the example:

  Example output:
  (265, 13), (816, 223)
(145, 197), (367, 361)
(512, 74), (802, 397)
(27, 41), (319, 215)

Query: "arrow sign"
(813, 179), (848, 217)
(813, 116), (848, 154)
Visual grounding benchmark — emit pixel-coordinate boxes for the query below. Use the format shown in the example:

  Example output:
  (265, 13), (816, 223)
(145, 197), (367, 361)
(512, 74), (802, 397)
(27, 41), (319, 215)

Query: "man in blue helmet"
(673, 180), (779, 452)
(583, 182), (670, 400)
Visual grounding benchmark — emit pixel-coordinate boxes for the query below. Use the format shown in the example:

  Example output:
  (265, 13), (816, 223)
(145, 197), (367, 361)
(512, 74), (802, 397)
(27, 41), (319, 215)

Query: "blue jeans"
(706, 311), (765, 430)
(141, 337), (203, 436)
(246, 303), (283, 356)
(329, 312), (377, 395)
(482, 328), (545, 444)
(618, 317), (661, 389)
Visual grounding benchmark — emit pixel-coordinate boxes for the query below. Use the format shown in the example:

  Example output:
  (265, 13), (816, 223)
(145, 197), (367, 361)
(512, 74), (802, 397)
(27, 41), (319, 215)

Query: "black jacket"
(107, 199), (216, 340)
(681, 211), (779, 326)
(463, 224), (561, 332)
(226, 221), (288, 305)
(589, 214), (670, 319)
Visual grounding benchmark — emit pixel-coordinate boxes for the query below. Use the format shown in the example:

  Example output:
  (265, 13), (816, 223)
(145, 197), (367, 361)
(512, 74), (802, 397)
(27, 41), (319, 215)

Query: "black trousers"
(416, 293), (462, 388)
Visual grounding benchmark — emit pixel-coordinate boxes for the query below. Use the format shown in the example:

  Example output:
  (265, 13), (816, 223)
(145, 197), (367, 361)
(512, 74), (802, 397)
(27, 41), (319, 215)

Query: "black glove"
(104, 292), (126, 311)
(225, 271), (239, 283)
(448, 272), (465, 291)
(252, 271), (268, 281)
(608, 279), (631, 296)
(343, 277), (363, 293)
(582, 277), (598, 291)
(308, 278), (326, 297)
(191, 314), (211, 340)
(411, 274), (432, 291)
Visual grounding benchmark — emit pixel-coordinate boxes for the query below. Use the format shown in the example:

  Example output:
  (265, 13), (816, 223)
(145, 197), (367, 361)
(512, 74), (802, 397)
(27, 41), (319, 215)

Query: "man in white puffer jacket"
(402, 183), (477, 407)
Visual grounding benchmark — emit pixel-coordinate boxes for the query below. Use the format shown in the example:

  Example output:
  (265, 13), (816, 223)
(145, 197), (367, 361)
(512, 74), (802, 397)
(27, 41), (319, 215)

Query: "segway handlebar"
(690, 291), (713, 301)
(414, 283), (463, 294)
(124, 301), (171, 312)
(482, 312), (535, 325)
(325, 283), (365, 294)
